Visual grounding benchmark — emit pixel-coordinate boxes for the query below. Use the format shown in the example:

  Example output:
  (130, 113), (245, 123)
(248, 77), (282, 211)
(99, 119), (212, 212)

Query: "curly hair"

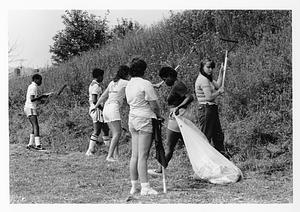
(113, 65), (129, 82)
(159, 66), (177, 79)
(128, 57), (147, 77)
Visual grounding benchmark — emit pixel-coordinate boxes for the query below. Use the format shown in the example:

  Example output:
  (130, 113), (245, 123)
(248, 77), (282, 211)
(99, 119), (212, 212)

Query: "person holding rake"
(195, 58), (229, 158)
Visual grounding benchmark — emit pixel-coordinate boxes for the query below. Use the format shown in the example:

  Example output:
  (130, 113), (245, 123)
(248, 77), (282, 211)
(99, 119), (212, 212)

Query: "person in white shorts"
(125, 57), (164, 196)
(92, 65), (130, 162)
(86, 68), (106, 156)
(24, 73), (52, 151)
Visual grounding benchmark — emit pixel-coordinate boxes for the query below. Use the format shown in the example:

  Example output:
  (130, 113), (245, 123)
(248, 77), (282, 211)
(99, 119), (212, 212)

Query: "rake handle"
(222, 50), (228, 87)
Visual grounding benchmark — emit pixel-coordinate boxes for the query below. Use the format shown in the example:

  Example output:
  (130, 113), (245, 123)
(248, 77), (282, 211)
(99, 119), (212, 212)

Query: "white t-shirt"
(125, 77), (158, 119)
(103, 79), (129, 106)
(24, 82), (38, 109)
(89, 79), (102, 108)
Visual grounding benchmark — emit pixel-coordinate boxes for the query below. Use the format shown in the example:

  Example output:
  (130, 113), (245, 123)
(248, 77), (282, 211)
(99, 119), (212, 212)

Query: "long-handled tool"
(41, 84), (67, 97)
(57, 84), (67, 96)
(220, 38), (238, 87)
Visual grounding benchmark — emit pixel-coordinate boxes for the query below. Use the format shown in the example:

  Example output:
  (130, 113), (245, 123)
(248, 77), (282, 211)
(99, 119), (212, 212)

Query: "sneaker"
(141, 187), (158, 196)
(130, 187), (140, 195)
(106, 157), (117, 162)
(26, 145), (36, 150)
(148, 169), (162, 176)
(85, 151), (94, 156)
(35, 145), (47, 151)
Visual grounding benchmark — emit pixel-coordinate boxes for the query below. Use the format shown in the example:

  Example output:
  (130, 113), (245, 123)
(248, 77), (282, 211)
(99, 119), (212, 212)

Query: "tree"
(50, 10), (110, 64)
(110, 18), (142, 39)
(8, 33), (23, 64)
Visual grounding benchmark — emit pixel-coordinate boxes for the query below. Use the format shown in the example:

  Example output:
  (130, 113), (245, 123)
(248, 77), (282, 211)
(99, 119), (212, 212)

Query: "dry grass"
(9, 143), (292, 204)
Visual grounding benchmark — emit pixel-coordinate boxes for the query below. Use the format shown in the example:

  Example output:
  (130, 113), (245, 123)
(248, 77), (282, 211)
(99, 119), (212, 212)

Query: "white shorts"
(128, 115), (153, 134)
(24, 107), (37, 117)
(89, 108), (104, 123)
(103, 103), (121, 122)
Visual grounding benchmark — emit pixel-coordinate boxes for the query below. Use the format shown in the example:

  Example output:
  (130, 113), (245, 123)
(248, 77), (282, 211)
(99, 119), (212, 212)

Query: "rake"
(220, 38), (238, 87)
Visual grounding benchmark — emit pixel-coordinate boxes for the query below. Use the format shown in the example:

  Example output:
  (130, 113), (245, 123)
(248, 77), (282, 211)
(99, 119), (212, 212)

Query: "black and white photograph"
(2, 0), (298, 210)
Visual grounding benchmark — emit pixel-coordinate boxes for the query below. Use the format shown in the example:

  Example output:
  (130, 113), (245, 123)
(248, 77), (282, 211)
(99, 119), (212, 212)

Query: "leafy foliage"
(50, 10), (110, 64)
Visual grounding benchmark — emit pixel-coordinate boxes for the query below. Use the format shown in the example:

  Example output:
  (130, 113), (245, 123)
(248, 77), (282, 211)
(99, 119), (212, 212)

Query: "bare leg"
(130, 131), (139, 181)
(106, 121), (121, 161)
(156, 129), (182, 173)
(137, 131), (153, 183)
(29, 115), (39, 136)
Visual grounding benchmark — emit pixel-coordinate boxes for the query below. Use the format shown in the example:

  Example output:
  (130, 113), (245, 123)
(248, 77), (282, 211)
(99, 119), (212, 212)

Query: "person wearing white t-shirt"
(24, 73), (51, 151)
(125, 58), (164, 196)
(92, 65), (130, 161)
(86, 68), (106, 156)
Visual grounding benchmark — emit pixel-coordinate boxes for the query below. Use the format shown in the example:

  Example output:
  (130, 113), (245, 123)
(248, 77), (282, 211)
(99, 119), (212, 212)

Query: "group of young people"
(24, 57), (227, 196)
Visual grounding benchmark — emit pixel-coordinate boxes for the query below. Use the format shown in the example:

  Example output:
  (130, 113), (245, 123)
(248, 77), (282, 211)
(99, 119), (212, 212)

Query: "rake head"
(220, 38), (238, 53)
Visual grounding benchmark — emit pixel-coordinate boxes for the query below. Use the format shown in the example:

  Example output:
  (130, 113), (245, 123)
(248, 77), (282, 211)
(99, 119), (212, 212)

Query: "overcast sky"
(4, 0), (298, 69)
(7, 9), (172, 68)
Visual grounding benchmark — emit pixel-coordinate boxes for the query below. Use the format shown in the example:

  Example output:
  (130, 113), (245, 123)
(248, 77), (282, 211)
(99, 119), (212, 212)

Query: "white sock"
(28, 134), (34, 146)
(35, 136), (41, 146)
(102, 135), (110, 141)
(141, 182), (150, 190)
(131, 180), (139, 188)
(87, 134), (98, 151)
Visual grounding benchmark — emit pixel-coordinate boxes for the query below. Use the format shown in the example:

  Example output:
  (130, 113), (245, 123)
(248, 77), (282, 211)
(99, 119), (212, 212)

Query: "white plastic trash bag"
(175, 115), (243, 184)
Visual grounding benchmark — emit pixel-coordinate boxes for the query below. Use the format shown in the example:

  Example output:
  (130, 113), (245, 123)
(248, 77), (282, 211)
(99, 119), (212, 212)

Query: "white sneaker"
(85, 151), (94, 156)
(130, 187), (139, 195)
(141, 187), (158, 196)
(148, 169), (162, 176)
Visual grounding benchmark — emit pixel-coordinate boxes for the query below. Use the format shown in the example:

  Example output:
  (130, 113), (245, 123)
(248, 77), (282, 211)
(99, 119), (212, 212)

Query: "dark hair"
(159, 67), (177, 79)
(32, 74), (42, 81)
(92, 68), (104, 78)
(199, 58), (215, 82)
(113, 65), (129, 82)
(129, 57), (147, 77)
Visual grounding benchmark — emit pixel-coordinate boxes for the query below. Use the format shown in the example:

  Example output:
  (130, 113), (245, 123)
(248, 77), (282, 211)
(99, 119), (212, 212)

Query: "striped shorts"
(24, 107), (37, 117)
(89, 107), (104, 123)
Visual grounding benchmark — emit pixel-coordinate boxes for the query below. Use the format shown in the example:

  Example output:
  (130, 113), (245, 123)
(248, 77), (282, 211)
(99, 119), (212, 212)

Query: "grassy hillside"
(9, 10), (292, 183)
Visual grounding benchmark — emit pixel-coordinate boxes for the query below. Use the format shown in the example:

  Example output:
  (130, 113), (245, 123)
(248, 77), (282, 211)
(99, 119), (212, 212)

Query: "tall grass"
(9, 10), (292, 174)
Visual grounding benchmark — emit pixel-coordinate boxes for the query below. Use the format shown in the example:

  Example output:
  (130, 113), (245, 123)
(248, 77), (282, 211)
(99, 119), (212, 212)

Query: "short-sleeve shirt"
(89, 79), (102, 107)
(105, 79), (129, 106)
(24, 82), (38, 109)
(167, 80), (189, 107)
(125, 77), (158, 119)
(195, 74), (217, 104)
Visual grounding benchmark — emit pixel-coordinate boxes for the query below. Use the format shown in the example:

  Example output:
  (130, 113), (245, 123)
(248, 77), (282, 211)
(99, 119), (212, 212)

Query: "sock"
(102, 135), (110, 141)
(35, 136), (41, 146)
(141, 182), (150, 190)
(28, 134), (34, 146)
(87, 134), (98, 151)
(131, 180), (139, 188)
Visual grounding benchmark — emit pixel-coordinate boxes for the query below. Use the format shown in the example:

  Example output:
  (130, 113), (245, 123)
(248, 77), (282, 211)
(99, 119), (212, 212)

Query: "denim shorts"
(128, 115), (153, 134)
(168, 107), (193, 133)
